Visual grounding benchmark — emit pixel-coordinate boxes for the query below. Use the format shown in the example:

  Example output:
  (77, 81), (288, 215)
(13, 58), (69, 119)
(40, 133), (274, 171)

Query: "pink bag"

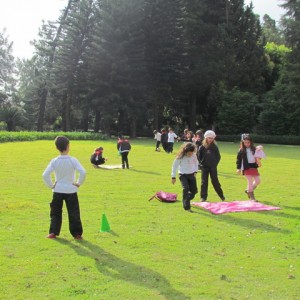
(149, 191), (177, 202)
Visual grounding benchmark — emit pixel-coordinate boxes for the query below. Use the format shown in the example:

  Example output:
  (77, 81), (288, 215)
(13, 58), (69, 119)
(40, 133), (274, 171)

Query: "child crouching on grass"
(90, 146), (107, 168)
(171, 142), (198, 212)
(42, 136), (86, 240)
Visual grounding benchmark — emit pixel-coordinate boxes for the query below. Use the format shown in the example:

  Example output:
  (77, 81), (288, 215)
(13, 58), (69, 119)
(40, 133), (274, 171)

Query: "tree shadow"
(56, 239), (190, 300)
(253, 209), (300, 220)
(263, 202), (300, 211)
(192, 207), (291, 234)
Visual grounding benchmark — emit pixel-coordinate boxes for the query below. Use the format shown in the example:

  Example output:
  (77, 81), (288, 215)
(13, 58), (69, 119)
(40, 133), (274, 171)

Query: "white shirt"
(154, 132), (161, 141)
(168, 132), (177, 143)
(171, 153), (198, 178)
(43, 155), (86, 193)
(246, 148), (256, 163)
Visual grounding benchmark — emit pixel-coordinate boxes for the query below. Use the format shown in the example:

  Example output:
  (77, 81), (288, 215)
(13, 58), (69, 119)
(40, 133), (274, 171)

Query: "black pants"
(168, 142), (174, 153)
(200, 167), (224, 200)
(49, 192), (83, 237)
(162, 142), (168, 152)
(155, 141), (161, 149)
(121, 152), (129, 168)
(179, 174), (198, 210)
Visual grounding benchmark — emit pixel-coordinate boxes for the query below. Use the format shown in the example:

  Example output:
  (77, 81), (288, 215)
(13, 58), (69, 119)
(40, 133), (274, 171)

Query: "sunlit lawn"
(0, 139), (299, 299)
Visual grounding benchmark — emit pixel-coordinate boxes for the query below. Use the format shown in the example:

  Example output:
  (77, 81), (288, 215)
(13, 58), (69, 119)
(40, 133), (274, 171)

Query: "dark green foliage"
(0, 131), (107, 143)
(216, 87), (258, 134)
(3, 0), (299, 136)
(217, 134), (300, 145)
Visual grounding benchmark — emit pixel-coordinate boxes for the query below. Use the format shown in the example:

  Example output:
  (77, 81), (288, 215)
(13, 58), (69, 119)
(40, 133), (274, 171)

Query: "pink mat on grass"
(192, 200), (280, 214)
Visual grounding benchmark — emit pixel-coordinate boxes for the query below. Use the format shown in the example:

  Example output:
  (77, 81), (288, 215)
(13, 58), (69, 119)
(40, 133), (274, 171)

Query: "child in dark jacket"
(90, 147), (107, 168)
(236, 134), (261, 201)
(198, 130), (225, 202)
(117, 136), (131, 169)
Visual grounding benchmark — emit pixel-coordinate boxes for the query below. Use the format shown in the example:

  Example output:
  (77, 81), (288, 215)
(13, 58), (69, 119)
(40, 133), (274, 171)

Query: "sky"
(0, 0), (285, 60)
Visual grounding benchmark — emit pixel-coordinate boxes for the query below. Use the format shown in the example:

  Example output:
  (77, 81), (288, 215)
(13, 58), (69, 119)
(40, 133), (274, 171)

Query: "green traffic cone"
(100, 213), (110, 232)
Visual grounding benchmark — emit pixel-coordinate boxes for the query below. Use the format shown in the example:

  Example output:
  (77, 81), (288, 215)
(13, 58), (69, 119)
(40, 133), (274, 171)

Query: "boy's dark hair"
(55, 136), (69, 152)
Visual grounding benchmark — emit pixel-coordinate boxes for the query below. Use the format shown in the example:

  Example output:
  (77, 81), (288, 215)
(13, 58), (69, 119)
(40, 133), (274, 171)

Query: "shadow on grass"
(254, 209), (300, 220)
(218, 171), (241, 179)
(128, 168), (161, 175)
(193, 207), (291, 234)
(264, 202), (300, 211)
(56, 239), (189, 300)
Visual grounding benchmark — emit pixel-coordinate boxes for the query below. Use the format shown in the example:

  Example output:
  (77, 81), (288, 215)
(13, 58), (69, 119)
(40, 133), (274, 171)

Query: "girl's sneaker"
(74, 235), (83, 240)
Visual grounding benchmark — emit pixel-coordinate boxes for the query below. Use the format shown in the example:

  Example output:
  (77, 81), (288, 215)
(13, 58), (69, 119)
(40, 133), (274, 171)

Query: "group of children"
(153, 128), (178, 153)
(42, 131), (265, 238)
(154, 128), (204, 153)
(171, 131), (266, 212)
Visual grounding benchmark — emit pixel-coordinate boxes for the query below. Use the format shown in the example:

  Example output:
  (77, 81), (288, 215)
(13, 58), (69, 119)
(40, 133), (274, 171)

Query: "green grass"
(1, 139), (299, 300)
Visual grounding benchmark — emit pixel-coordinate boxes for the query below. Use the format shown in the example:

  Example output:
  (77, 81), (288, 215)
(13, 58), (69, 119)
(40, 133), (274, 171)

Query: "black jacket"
(236, 149), (258, 172)
(117, 139), (131, 152)
(198, 143), (221, 169)
(90, 153), (105, 165)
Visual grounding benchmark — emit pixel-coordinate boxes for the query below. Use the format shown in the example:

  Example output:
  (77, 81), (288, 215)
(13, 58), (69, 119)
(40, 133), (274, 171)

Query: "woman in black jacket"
(198, 130), (225, 202)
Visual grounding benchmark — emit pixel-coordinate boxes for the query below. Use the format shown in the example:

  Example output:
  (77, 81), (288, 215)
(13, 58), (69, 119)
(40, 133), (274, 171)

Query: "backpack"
(149, 191), (177, 202)
(118, 139), (131, 152)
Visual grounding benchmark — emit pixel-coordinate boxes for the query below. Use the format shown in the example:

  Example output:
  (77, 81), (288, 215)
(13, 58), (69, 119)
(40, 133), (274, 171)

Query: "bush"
(0, 131), (108, 143)
(217, 134), (300, 145)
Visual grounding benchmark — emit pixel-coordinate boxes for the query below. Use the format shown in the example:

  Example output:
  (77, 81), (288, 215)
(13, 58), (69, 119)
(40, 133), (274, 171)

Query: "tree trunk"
(189, 93), (197, 132)
(94, 109), (100, 132)
(37, 86), (47, 131)
(153, 99), (159, 130)
(130, 116), (137, 138)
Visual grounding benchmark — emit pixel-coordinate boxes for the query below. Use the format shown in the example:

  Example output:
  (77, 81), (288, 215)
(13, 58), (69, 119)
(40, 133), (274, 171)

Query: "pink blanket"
(192, 200), (280, 214)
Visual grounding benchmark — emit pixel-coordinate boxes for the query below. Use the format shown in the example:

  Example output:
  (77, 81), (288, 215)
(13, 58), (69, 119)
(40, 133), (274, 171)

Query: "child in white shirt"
(171, 142), (198, 212)
(43, 136), (86, 240)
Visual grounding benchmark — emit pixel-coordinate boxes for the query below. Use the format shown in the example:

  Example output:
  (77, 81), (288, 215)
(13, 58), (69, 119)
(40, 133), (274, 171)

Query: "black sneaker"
(221, 197), (225, 201)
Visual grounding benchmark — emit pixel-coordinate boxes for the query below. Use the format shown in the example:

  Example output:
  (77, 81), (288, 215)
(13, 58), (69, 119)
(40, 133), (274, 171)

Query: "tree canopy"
(0, 0), (299, 136)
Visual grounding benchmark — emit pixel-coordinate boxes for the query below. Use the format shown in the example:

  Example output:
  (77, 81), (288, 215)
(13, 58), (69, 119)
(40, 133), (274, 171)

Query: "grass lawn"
(0, 139), (299, 300)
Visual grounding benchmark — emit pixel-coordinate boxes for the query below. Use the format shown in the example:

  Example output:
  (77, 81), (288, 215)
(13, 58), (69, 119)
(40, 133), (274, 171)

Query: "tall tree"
(0, 28), (15, 103)
(31, 0), (74, 131)
(52, 0), (95, 131)
(144, 0), (186, 131)
(261, 14), (284, 44)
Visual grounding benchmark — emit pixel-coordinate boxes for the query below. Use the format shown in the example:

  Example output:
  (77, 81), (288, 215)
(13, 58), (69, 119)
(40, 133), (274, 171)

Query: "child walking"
(198, 130), (225, 202)
(236, 134), (261, 201)
(160, 128), (168, 153)
(167, 128), (178, 153)
(117, 135), (131, 169)
(171, 142), (198, 212)
(153, 130), (162, 151)
(90, 146), (107, 168)
(42, 136), (86, 240)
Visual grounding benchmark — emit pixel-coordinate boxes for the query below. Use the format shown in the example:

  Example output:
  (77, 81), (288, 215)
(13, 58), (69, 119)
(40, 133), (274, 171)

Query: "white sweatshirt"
(42, 155), (86, 193)
(168, 132), (177, 143)
(154, 132), (161, 141)
(171, 153), (198, 178)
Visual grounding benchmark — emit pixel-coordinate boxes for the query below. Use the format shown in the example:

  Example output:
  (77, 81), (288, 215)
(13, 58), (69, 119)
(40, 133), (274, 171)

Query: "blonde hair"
(202, 137), (216, 149)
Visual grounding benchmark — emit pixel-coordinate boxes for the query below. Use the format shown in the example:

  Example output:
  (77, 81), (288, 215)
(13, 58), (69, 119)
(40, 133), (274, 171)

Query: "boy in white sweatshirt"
(43, 136), (86, 240)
